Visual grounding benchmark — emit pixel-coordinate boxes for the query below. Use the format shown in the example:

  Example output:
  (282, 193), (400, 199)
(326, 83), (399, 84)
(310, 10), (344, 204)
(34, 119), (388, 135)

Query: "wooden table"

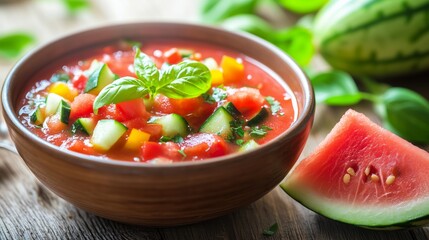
(1, 0), (428, 239)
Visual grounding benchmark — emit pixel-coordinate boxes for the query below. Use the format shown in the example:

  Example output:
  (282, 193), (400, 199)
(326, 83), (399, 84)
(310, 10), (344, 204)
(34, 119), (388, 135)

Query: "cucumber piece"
(239, 140), (259, 152)
(45, 93), (65, 117)
(224, 102), (241, 117)
(30, 106), (44, 125)
(90, 119), (127, 151)
(56, 100), (71, 124)
(150, 113), (189, 138)
(200, 106), (235, 139)
(84, 63), (115, 95)
(72, 117), (96, 135)
(247, 107), (269, 126)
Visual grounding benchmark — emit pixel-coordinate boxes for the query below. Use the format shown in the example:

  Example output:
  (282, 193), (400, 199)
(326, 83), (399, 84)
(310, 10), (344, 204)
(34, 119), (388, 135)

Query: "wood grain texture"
(1, 0), (429, 239)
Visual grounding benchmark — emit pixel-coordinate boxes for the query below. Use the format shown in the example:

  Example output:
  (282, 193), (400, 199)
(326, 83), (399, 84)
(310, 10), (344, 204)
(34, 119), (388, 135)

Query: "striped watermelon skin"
(314, 0), (429, 78)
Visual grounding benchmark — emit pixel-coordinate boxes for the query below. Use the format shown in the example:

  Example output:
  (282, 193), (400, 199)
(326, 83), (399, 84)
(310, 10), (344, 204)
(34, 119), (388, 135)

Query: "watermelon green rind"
(281, 109), (429, 228)
(314, 0), (429, 78)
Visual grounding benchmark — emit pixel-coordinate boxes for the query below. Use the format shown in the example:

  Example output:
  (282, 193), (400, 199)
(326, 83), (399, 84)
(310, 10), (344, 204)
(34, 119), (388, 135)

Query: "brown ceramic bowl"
(1, 22), (314, 226)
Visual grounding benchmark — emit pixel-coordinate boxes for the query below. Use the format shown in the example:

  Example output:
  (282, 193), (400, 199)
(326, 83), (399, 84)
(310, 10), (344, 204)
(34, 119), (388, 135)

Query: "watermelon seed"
(343, 173), (351, 184)
(364, 167), (370, 176)
(386, 175), (396, 185)
(346, 167), (356, 176)
(370, 174), (380, 182)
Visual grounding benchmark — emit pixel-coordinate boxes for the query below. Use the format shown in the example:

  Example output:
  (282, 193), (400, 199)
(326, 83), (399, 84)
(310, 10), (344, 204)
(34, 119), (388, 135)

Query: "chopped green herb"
(178, 149), (187, 158)
(202, 93), (216, 104)
(265, 96), (282, 115)
(250, 125), (272, 138)
(230, 119), (245, 138)
(235, 139), (245, 146)
(62, 0), (89, 13)
(262, 222), (279, 236)
(159, 135), (184, 143)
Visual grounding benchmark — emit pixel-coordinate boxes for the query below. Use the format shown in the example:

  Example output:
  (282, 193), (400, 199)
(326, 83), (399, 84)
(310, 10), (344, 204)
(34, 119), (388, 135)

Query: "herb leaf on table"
(0, 33), (35, 59)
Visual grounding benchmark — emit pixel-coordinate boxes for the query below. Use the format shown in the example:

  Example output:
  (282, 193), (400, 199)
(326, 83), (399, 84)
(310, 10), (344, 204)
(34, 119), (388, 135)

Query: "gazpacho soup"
(18, 40), (297, 163)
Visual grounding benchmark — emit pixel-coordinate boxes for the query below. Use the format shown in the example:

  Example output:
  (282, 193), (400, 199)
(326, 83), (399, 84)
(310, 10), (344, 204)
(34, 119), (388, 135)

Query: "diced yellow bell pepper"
(48, 82), (78, 102)
(220, 55), (244, 83)
(210, 69), (224, 86)
(123, 128), (151, 151)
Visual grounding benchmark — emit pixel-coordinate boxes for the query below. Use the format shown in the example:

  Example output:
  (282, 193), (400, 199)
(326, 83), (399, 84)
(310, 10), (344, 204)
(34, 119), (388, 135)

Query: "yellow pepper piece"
(48, 82), (78, 102)
(221, 55), (244, 83)
(123, 129), (151, 151)
(210, 69), (224, 86)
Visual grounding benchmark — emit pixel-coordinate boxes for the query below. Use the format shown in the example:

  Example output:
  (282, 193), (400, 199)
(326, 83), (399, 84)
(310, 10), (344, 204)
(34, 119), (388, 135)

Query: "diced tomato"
(141, 124), (163, 141)
(227, 87), (265, 117)
(140, 141), (182, 162)
(152, 95), (216, 129)
(116, 99), (149, 120)
(164, 48), (182, 65)
(67, 139), (98, 155)
(72, 73), (88, 90)
(70, 93), (96, 121)
(180, 133), (230, 160)
(45, 115), (68, 134)
(98, 104), (127, 122)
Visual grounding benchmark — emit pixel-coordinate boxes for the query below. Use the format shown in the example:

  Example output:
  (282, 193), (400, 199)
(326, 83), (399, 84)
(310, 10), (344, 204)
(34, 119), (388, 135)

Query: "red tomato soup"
(17, 40), (297, 163)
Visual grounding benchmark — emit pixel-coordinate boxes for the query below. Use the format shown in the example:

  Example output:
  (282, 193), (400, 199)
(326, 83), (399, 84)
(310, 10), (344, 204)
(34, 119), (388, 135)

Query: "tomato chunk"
(164, 48), (182, 64)
(140, 141), (181, 161)
(70, 93), (96, 121)
(117, 98), (149, 120)
(227, 87), (265, 117)
(98, 104), (127, 122)
(180, 133), (230, 160)
(153, 95), (216, 129)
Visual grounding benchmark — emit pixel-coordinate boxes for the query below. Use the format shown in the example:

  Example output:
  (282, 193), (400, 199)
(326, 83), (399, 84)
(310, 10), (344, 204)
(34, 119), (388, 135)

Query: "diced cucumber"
(150, 113), (189, 138)
(90, 119), (127, 151)
(200, 106), (234, 139)
(72, 117), (96, 135)
(247, 107), (268, 126)
(45, 93), (65, 117)
(30, 106), (45, 125)
(84, 63), (115, 95)
(224, 102), (241, 117)
(202, 57), (218, 70)
(56, 100), (71, 124)
(239, 140), (259, 152)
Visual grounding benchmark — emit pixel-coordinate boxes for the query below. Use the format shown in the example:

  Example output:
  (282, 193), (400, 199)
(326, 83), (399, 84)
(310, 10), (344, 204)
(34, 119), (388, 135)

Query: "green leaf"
(272, 26), (315, 67)
(158, 61), (212, 99)
(200, 0), (258, 23)
(381, 88), (429, 144)
(0, 33), (35, 59)
(50, 72), (70, 83)
(250, 125), (272, 138)
(62, 0), (89, 13)
(221, 14), (275, 41)
(277, 0), (328, 14)
(93, 77), (148, 113)
(310, 70), (362, 106)
(262, 222), (279, 236)
(134, 49), (160, 87)
(265, 96), (282, 115)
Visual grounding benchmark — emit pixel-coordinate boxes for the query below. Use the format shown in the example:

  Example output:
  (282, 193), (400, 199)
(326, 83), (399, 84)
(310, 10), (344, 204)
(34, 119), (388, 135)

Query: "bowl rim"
(1, 21), (314, 170)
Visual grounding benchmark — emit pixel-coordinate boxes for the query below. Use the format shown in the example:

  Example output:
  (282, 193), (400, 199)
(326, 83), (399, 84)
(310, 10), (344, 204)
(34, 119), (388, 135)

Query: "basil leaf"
(262, 222), (279, 236)
(200, 0), (258, 24)
(93, 77), (148, 113)
(311, 70), (362, 106)
(221, 14), (275, 41)
(381, 88), (429, 144)
(134, 49), (160, 87)
(158, 61), (211, 99)
(0, 33), (35, 59)
(272, 26), (315, 67)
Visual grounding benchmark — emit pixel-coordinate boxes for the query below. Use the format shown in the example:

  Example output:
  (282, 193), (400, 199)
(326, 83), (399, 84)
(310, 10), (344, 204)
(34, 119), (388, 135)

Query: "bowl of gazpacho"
(1, 22), (314, 226)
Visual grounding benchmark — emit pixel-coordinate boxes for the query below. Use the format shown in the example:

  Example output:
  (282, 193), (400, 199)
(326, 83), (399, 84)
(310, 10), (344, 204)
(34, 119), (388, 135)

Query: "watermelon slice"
(281, 109), (429, 229)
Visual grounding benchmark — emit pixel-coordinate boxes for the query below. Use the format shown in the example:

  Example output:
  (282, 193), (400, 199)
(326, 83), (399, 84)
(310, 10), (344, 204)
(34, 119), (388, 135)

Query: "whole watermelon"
(314, 0), (429, 78)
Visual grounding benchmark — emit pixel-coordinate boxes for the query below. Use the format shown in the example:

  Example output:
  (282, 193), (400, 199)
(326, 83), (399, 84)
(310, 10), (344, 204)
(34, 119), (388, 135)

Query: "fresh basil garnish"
(93, 50), (211, 112)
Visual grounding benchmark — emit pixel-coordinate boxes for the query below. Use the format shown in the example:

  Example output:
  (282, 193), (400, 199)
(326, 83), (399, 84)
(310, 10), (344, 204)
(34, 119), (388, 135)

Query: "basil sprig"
(310, 70), (429, 144)
(93, 49), (211, 113)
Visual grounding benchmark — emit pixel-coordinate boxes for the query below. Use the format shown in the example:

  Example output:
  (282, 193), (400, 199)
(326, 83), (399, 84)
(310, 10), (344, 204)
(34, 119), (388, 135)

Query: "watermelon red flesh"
(282, 109), (429, 228)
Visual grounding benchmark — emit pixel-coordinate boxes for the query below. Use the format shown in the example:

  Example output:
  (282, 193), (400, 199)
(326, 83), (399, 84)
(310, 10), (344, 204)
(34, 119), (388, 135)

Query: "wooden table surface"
(1, 0), (428, 239)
